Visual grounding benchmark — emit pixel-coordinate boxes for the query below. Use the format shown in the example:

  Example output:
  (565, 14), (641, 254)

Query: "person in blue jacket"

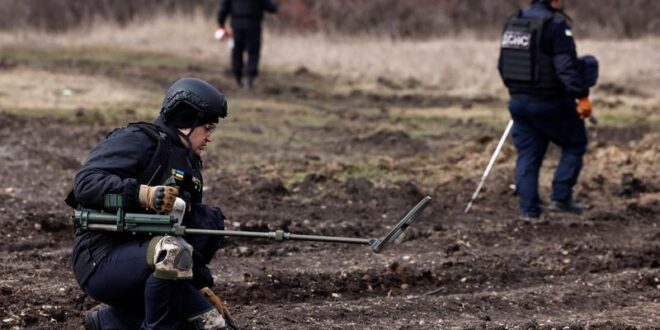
(217, 0), (278, 88)
(498, 0), (597, 220)
(67, 78), (231, 329)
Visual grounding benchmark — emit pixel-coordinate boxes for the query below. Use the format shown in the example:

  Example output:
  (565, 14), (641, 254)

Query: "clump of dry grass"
(1, 12), (658, 102)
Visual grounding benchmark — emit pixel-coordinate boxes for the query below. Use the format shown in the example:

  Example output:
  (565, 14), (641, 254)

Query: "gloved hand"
(138, 185), (179, 213)
(577, 97), (592, 119)
(200, 287), (240, 330)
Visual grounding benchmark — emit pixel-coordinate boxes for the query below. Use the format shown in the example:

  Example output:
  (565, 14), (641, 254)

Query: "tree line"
(1, 0), (658, 39)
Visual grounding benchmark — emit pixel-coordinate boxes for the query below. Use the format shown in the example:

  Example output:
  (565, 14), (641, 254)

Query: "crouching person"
(66, 77), (232, 329)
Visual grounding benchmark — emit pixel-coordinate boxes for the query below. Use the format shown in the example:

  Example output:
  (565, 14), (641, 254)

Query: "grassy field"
(1, 12), (658, 143)
(1, 18), (658, 186)
(1, 11), (659, 98)
(1, 12), (659, 330)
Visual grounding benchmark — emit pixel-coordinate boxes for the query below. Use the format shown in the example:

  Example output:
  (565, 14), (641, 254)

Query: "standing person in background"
(498, 0), (598, 221)
(217, 0), (278, 89)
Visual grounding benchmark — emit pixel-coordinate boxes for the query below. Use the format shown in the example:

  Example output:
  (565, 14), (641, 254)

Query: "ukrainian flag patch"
(172, 169), (185, 180)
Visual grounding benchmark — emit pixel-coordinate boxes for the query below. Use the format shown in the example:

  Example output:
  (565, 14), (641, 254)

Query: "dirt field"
(0, 43), (659, 330)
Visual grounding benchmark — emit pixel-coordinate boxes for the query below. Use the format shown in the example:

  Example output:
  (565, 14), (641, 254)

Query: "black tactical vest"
(499, 11), (564, 96)
(133, 123), (204, 209)
(166, 142), (204, 206)
(65, 122), (204, 211)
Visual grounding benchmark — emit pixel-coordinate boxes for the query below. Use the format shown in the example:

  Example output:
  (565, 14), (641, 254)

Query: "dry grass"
(265, 36), (660, 100)
(0, 68), (154, 112)
(1, 12), (659, 103)
(264, 35), (505, 97)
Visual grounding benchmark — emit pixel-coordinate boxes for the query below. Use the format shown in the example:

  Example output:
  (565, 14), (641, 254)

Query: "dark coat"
(217, 0), (278, 29)
(529, 3), (588, 98)
(69, 118), (220, 289)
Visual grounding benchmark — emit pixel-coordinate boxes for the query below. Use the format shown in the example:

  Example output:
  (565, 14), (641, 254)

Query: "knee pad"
(147, 236), (193, 280)
(187, 308), (226, 330)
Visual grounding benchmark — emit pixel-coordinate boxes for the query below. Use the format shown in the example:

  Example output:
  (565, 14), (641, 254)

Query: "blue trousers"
(508, 95), (587, 216)
(81, 204), (225, 329)
(84, 239), (212, 330)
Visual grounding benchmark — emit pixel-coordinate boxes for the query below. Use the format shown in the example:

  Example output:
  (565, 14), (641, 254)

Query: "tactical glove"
(138, 185), (179, 213)
(200, 287), (240, 330)
(577, 97), (592, 119)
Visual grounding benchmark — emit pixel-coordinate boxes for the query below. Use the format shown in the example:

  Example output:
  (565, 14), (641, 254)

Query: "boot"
(548, 200), (584, 214)
(83, 310), (100, 330)
(518, 213), (542, 222)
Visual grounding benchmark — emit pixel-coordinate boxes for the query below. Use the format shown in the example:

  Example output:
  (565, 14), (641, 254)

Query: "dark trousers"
(508, 95), (587, 216)
(84, 239), (212, 330)
(79, 204), (225, 329)
(231, 25), (262, 83)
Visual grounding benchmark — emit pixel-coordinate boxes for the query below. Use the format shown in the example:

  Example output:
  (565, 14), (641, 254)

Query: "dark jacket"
(72, 118), (202, 210)
(503, 2), (589, 98)
(69, 118), (220, 288)
(217, 0), (278, 29)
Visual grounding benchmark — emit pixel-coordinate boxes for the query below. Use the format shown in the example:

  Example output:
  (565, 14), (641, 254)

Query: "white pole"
(464, 119), (514, 213)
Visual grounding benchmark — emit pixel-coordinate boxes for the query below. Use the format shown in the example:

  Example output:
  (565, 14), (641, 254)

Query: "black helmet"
(578, 55), (599, 88)
(161, 77), (228, 120)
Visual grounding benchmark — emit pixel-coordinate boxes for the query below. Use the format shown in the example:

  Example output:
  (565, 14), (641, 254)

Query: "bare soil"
(0, 53), (658, 329)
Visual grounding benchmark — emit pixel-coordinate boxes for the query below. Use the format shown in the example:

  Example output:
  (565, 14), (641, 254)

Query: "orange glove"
(577, 97), (592, 119)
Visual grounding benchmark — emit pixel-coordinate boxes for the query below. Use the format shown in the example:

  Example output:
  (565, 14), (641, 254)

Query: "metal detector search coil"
(369, 196), (432, 253)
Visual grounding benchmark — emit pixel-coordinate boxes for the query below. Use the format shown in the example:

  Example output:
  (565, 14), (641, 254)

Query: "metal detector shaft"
(464, 120), (513, 213)
(187, 228), (374, 245)
(85, 224), (373, 245)
(77, 196), (432, 254)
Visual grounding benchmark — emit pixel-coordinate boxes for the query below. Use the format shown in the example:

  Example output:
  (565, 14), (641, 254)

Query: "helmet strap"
(187, 112), (206, 136)
(176, 129), (193, 149)
(181, 111), (205, 159)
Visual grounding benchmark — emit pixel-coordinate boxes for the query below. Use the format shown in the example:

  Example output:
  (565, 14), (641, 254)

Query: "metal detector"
(74, 195), (432, 254)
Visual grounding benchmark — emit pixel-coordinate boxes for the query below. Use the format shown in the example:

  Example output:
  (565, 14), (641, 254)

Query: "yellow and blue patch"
(172, 169), (185, 181)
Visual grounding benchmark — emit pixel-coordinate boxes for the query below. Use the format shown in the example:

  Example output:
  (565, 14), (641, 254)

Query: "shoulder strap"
(65, 122), (172, 209)
(128, 122), (172, 185)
